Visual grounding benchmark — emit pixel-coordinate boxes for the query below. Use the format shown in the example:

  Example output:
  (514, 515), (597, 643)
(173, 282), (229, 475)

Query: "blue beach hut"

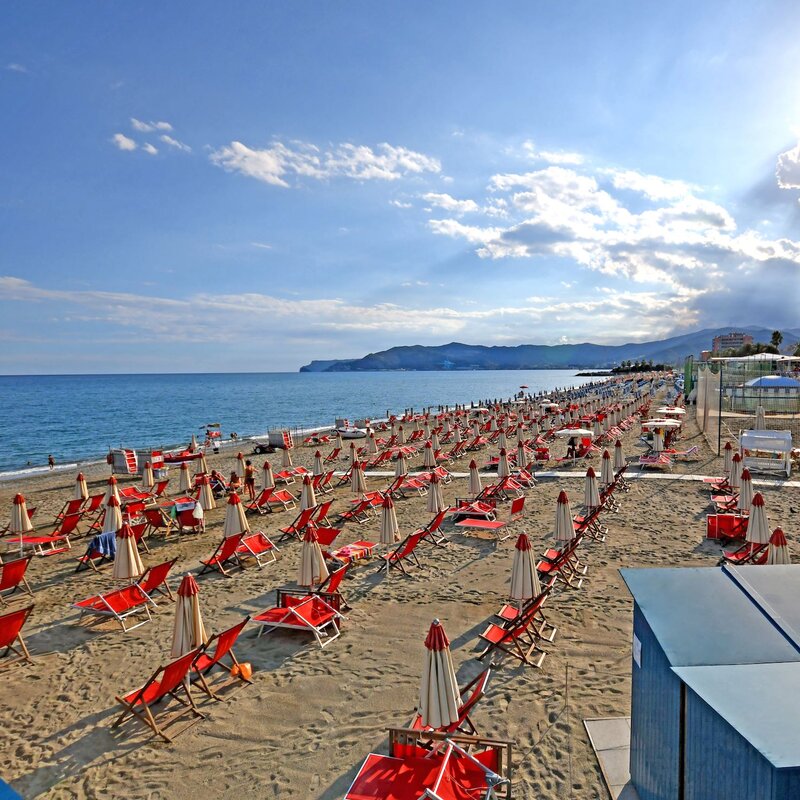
(620, 565), (800, 800)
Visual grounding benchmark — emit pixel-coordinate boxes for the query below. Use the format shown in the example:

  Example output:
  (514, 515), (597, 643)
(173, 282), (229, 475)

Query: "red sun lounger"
(72, 585), (155, 631)
(236, 531), (279, 568)
(0, 557), (34, 604)
(0, 604), (34, 666)
(191, 617), (252, 699)
(252, 590), (344, 649)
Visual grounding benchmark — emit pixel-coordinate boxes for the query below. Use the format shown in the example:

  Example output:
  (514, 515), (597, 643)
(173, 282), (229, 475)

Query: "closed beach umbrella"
(349, 442), (357, 467)
(747, 493), (770, 545)
(198, 475), (216, 511)
(516, 426), (525, 446)
(223, 491), (249, 538)
(281, 447), (293, 469)
(737, 469), (754, 514)
(102, 476), (121, 504)
(397, 426), (406, 445)
(423, 441), (436, 468)
(472, 421), (481, 438)
(179, 462), (191, 493)
(468, 459), (482, 496)
(498, 430), (508, 450)
(584, 467), (601, 509)
(423, 421), (431, 439)
(600, 450), (614, 487)
(453, 426), (463, 444)
(367, 433), (378, 456)
(418, 619), (460, 730)
(516, 442), (527, 469)
(333, 430), (343, 450)
(431, 431), (441, 452)
(497, 448), (511, 479)
(555, 490), (574, 543)
(171, 574), (207, 659)
(233, 453), (244, 479)
(10, 493), (34, 537)
(510, 533), (542, 603)
(262, 461), (275, 490)
(300, 474), (317, 511)
(754, 405), (766, 431)
(652, 429), (664, 453)
(141, 462), (155, 491)
(74, 472), (89, 501)
(351, 461), (367, 494)
(195, 453), (208, 476)
(530, 420), (540, 437)
(729, 454), (742, 491)
(723, 442), (733, 478)
(102, 495), (124, 533)
(395, 452), (408, 478)
(298, 527), (329, 587)
(593, 418), (603, 439)
(380, 495), (399, 544)
(113, 522), (144, 581)
(313, 450), (324, 476)
(767, 528), (790, 565)
(191, 434), (199, 451)
(426, 473), (445, 514)
(614, 440), (625, 472)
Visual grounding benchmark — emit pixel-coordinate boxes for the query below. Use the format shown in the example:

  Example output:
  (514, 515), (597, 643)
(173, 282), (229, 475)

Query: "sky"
(2, 0), (800, 374)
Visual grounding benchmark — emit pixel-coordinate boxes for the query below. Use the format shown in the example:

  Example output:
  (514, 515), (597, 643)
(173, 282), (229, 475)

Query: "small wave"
(0, 463), (80, 482)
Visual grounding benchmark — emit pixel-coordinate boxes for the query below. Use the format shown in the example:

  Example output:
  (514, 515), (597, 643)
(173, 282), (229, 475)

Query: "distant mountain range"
(299, 327), (800, 372)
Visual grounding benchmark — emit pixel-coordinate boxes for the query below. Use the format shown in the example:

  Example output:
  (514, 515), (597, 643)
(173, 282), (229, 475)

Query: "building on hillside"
(712, 331), (753, 352)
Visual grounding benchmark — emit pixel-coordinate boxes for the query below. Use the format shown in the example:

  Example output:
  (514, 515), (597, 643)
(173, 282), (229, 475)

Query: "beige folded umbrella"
(198, 475), (216, 511)
(298, 527), (329, 587)
(235, 452), (246, 477)
(423, 441), (436, 468)
(397, 426), (406, 445)
(767, 528), (791, 565)
(453, 426), (463, 444)
(498, 431), (507, 450)
(510, 533), (542, 603)
(614, 440), (625, 472)
(367, 434), (379, 456)
(262, 461), (275, 490)
(530, 420), (540, 437)
(380, 495), (399, 544)
(395, 452), (408, 479)
(171, 574), (207, 659)
(554, 490), (574, 543)
(516, 443), (527, 470)
(468, 459), (482, 496)
(426, 474), (445, 514)
(179, 462), (191, 493)
(516, 426), (525, 446)
(313, 450), (324, 476)
(195, 453), (208, 476)
(472, 421), (481, 438)
(593, 418), (602, 438)
(349, 442), (357, 467)
(729, 454), (742, 491)
(746, 493), (770, 545)
(584, 467), (601, 509)
(418, 619), (460, 730)
(333, 430), (343, 449)
(113, 522), (144, 581)
(102, 476), (121, 505)
(191, 434), (199, 451)
(223, 491), (249, 538)
(10, 494), (34, 540)
(723, 442), (733, 478)
(737, 469), (754, 513)
(300, 474), (317, 511)
(497, 448), (510, 479)
(74, 472), (89, 501)
(281, 447), (293, 469)
(423, 421), (431, 439)
(141, 462), (155, 491)
(600, 450), (614, 487)
(754, 405), (766, 431)
(351, 461), (367, 494)
(652, 429), (664, 453)
(431, 431), (441, 452)
(102, 495), (124, 533)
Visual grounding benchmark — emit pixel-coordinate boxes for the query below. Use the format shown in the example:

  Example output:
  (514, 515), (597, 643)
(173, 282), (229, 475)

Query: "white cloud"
(142, 143), (158, 155)
(422, 192), (479, 215)
(776, 141), (800, 190)
(209, 139), (441, 188)
(522, 139), (584, 165)
(6, 63), (28, 73)
(390, 199), (413, 208)
(160, 134), (191, 153)
(606, 168), (696, 201)
(250, 241), (272, 249)
(111, 133), (137, 152)
(131, 118), (173, 133)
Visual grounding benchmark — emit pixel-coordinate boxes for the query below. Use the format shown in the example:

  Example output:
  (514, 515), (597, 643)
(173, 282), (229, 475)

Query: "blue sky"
(2, 1), (800, 373)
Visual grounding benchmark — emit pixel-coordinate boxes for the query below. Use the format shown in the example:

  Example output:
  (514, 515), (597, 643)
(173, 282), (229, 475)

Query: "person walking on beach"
(48, 454), (55, 470)
(244, 459), (256, 501)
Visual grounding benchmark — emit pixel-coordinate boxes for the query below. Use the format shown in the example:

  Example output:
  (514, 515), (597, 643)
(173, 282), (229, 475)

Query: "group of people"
(207, 459), (256, 501)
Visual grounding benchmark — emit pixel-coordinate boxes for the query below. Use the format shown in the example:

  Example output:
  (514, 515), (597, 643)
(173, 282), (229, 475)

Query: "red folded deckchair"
(0, 557), (34, 604)
(0, 604), (34, 666)
(198, 534), (245, 577)
(192, 617), (252, 699)
(113, 647), (205, 741)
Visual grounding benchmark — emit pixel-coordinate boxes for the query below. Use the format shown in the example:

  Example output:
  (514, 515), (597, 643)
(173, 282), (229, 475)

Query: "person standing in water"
(48, 454), (55, 470)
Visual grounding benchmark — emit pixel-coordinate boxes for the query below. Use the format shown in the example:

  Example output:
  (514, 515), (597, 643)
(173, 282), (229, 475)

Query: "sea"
(0, 370), (592, 479)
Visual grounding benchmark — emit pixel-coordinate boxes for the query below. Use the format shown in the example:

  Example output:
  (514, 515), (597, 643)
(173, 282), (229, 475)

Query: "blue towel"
(91, 531), (117, 559)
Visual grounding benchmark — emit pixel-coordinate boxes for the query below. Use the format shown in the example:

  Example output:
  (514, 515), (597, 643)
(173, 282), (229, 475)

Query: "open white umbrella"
(395, 452), (408, 478)
(426, 473), (445, 514)
(223, 491), (249, 538)
(554, 490), (574, 543)
(102, 495), (124, 533)
(729, 454), (742, 491)
(102, 476), (121, 504)
(423, 441), (436, 468)
(171, 574), (207, 659)
(281, 447), (293, 469)
(141, 462), (155, 491)
(262, 461), (275, 490)
(198, 475), (216, 511)
(754, 405), (766, 431)
(723, 442), (733, 479)
(747, 493), (770, 545)
(298, 527), (329, 587)
(351, 461), (367, 494)
(300, 474), (317, 511)
(418, 619), (460, 730)
(179, 461), (191, 493)
(737, 469), (754, 513)
(74, 472), (89, 501)
(510, 533), (542, 603)
(380, 495), (399, 544)
(113, 522), (144, 581)
(767, 528), (790, 565)
(600, 450), (614, 487)
(584, 467), (601, 509)
(468, 459), (482, 496)
(497, 448), (511, 479)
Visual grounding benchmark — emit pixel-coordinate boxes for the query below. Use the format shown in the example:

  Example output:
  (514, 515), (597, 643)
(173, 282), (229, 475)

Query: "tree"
(771, 330), (783, 350)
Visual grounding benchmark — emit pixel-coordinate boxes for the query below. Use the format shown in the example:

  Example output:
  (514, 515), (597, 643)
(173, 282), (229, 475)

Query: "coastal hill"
(299, 326), (800, 372)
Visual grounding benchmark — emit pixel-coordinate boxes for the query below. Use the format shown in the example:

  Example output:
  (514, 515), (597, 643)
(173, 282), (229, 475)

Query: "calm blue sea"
(0, 370), (590, 478)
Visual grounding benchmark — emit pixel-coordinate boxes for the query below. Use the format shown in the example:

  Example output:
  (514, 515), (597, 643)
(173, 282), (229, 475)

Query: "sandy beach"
(2, 402), (798, 800)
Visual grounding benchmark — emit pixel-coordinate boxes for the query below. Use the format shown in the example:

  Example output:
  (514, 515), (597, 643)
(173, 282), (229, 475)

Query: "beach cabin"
(740, 429), (793, 478)
(620, 565), (800, 800)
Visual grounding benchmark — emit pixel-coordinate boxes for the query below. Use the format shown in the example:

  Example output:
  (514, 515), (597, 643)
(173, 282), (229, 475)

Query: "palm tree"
(771, 330), (783, 350)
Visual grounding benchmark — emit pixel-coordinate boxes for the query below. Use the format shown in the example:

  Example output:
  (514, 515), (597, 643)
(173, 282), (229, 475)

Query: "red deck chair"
(719, 541), (769, 566)
(0, 557), (34, 604)
(337, 498), (375, 525)
(415, 509), (449, 547)
(377, 531), (425, 576)
(135, 558), (178, 603)
(536, 537), (587, 589)
(0, 604), (34, 666)
(299, 564), (352, 611)
(198, 534), (245, 577)
(54, 497), (84, 525)
(75, 531), (118, 573)
(142, 507), (176, 537)
(149, 479), (170, 498)
(253, 590), (344, 648)
(113, 647), (205, 742)
(245, 487), (275, 515)
(192, 617), (252, 699)
(410, 666), (492, 735)
(236, 531), (279, 567)
(312, 500), (333, 526)
(323, 447), (341, 464)
(72, 585), (155, 631)
(318, 470), (336, 495)
(9, 515), (75, 556)
(277, 506), (317, 542)
(450, 499), (497, 521)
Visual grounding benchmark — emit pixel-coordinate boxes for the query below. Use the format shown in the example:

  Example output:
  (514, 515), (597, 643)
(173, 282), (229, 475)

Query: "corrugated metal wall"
(683, 685), (773, 800)
(630, 604), (682, 800)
